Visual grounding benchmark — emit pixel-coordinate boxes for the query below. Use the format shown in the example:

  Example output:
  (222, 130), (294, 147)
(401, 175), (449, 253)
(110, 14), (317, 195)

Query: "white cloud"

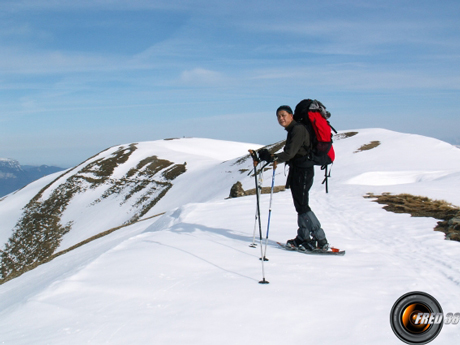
(179, 68), (225, 86)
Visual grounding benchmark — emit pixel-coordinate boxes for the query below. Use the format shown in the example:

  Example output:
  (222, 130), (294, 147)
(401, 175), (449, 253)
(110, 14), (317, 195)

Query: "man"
(258, 104), (329, 252)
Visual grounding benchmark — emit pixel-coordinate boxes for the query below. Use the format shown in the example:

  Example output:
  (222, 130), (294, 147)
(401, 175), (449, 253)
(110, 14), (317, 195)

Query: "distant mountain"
(0, 158), (65, 197)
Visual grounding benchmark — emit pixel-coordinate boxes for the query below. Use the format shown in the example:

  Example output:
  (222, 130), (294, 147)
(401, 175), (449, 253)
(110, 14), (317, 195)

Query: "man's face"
(277, 110), (294, 128)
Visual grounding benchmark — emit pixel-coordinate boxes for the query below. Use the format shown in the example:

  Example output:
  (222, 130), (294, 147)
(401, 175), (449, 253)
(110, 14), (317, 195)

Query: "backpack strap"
(321, 164), (332, 193)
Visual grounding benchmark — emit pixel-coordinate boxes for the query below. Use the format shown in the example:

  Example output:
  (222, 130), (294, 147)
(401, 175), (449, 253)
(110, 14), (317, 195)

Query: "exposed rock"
(229, 181), (246, 198)
(229, 181), (285, 198)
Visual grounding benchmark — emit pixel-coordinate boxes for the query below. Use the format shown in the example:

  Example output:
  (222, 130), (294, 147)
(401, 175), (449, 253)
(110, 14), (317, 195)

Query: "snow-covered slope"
(0, 129), (459, 345)
(0, 138), (264, 277)
(332, 128), (460, 205)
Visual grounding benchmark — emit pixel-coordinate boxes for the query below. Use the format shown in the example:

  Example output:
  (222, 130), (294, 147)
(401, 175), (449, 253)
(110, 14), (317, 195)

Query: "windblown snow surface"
(1, 129), (460, 344)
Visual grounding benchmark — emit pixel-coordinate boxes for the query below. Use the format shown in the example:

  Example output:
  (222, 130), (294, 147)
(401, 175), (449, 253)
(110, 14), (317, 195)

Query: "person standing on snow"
(257, 104), (329, 251)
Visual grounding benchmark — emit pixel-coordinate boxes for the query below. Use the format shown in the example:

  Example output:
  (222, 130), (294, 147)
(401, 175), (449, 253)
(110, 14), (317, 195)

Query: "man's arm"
(275, 124), (309, 164)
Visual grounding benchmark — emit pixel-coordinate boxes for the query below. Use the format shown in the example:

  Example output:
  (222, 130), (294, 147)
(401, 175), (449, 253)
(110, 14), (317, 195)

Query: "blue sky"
(1, 0), (459, 167)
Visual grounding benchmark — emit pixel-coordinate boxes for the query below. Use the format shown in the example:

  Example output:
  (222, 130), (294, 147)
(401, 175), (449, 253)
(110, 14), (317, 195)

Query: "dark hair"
(276, 105), (293, 115)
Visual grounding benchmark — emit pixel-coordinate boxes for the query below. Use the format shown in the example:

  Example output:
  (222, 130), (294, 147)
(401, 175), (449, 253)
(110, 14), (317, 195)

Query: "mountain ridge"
(0, 138), (263, 281)
(1, 129), (460, 344)
(1, 129), (460, 283)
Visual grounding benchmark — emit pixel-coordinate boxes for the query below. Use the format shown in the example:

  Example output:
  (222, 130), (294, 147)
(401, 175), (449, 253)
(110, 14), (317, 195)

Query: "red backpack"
(294, 99), (337, 192)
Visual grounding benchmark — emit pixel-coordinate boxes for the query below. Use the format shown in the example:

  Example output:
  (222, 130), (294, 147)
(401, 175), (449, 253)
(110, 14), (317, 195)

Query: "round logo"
(390, 292), (443, 344)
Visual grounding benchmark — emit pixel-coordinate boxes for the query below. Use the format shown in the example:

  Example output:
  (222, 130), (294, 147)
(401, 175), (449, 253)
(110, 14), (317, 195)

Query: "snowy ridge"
(0, 158), (21, 170)
(0, 138), (263, 279)
(0, 129), (460, 344)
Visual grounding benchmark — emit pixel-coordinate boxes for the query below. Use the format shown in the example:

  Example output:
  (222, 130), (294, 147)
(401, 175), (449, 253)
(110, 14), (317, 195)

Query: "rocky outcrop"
(229, 181), (285, 198)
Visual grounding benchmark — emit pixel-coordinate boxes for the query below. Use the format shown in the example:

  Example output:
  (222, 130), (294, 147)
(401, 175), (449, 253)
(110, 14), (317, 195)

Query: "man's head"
(276, 105), (294, 128)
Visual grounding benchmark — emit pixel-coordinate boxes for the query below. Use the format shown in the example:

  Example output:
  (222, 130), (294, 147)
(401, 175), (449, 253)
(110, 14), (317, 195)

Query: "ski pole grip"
(248, 149), (259, 166)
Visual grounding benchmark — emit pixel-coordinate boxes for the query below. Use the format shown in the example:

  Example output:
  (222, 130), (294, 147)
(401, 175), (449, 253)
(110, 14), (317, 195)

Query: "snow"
(1, 129), (460, 345)
(345, 170), (452, 186)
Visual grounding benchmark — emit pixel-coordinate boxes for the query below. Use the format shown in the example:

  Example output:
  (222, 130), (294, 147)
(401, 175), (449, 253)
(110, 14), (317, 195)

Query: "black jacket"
(275, 120), (310, 164)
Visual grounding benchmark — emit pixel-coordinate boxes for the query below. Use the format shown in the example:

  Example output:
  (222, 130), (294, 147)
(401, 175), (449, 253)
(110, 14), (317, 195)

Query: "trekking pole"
(248, 149), (269, 284)
(263, 161), (277, 260)
(249, 207), (258, 248)
(249, 171), (263, 248)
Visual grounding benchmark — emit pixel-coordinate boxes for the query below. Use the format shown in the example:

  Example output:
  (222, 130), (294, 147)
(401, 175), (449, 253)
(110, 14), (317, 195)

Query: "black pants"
(288, 164), (314, 214)
(288, 164), (327, 243)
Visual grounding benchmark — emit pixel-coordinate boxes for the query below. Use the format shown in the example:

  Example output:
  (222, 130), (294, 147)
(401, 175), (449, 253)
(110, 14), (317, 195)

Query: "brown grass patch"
(355, 141), (381, 153)
(335, 131), (358, 140)
(365, 193), (460, 241)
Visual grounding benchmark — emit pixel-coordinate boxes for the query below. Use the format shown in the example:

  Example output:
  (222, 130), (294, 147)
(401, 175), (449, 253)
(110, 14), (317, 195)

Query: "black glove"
(258, 149), (274, 163)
